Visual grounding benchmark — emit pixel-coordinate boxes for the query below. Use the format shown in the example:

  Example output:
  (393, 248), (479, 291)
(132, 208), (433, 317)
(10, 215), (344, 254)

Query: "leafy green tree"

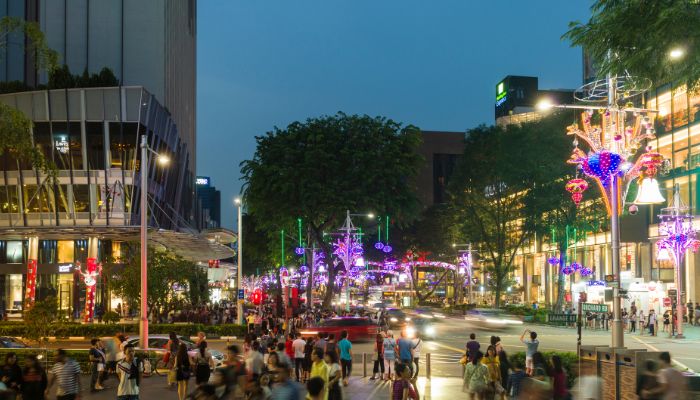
(0, 17), (58, 175)
(564, 1), (700, 88)
(447, 114), (577, 308)
(24, 296), (58, 345)
(108, 247), (203, 322)
(241, 112), (423, 307)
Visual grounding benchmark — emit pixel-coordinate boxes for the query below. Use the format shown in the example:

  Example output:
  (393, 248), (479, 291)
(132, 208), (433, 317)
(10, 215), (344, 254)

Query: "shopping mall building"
(501, 78), (700, 313)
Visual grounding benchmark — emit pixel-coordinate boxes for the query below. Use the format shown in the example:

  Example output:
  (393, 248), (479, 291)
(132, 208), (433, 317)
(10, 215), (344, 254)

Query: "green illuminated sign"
(496, 81), (506, 102)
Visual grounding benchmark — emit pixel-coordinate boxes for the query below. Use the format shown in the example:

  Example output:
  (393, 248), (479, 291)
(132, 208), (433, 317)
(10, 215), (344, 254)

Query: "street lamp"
(234, 197), (244, 325)
(669, 48), (685, 60)
(546, 74), (666, 348)
(139, 135), (169, 349)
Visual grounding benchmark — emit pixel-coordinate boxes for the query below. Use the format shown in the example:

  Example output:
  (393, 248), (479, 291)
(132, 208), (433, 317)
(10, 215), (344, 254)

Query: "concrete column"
(87, 237), (99, 260)
(27, 237), (39, 260)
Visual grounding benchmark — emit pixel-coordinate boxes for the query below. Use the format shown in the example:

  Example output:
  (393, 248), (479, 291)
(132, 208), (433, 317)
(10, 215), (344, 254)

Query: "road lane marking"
(631, 336), (695, 373)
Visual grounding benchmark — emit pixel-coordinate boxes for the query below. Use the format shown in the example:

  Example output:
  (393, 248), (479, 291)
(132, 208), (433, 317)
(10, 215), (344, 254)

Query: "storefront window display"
(56, 241), (75, 264)
(6, 275), (22, 310)
(6, 241), (23, 264)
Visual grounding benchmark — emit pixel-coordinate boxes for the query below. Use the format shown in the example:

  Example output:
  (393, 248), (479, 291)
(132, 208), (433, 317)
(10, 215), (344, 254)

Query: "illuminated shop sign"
(496, 81), (507, 106)
(58, 264), (73, 272)
(196, 176), (210, 186)
(55, 137), (69, 154)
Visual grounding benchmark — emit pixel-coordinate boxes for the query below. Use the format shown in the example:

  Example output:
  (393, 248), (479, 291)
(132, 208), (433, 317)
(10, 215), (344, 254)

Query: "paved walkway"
(69, 373), (464, 399)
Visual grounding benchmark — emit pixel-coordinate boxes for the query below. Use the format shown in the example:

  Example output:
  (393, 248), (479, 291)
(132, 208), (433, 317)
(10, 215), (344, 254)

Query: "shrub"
(0, 322), (247, 338)
(508, 351), (578, 389)
(102, 311), (121, 324)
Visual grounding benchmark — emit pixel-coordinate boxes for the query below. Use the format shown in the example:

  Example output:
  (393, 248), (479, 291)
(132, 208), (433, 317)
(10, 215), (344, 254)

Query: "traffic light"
(252, 288), (262, 305)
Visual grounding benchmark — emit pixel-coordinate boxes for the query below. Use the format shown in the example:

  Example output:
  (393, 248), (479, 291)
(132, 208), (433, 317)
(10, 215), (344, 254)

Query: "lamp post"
(330, 211), (373, 312)
(540, 74), (665, 348)
(139, 135), (169, 349)
(235, 197), (243, 325)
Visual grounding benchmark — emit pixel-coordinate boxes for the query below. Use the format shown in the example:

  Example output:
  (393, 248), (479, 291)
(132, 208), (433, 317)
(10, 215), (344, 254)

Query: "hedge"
(0, 348), (161, 374)
(0, 322), (247, 339)
(508, 351), (578, 389)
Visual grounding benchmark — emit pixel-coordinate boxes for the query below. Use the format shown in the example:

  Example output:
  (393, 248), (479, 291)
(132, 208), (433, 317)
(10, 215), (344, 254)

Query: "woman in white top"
(325, 350), (342, 400)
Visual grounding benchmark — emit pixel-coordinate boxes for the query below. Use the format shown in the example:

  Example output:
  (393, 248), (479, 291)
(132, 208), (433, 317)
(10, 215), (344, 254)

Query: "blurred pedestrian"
(392, 363), (418, 400)
(636, 360), (660, 400)
(550, 355), (568, 400)
(466, 333), (480, 363)
(506, 359), (527, 399)
(309, 349), (328, 400)
(194, 341), (215, 386)
(498, 350), (511, 398)
(411, 332), (422, 380)
(324, 351), (342, 400)
(642, 352), (687, 400)
(46, 349), (81, 400)
(88, 338), (105, 391)
(167, 332), (181, 388)
(648, 310), (657, 336)
(397, 331), (413, 377)
(463, 351), (488, 400)
(306, 376), (325, 400)
(292, 333), (306, 382)
(481, 345), (502, 399)
(382, 331), (397, 380)
(21, 354), (47, 400)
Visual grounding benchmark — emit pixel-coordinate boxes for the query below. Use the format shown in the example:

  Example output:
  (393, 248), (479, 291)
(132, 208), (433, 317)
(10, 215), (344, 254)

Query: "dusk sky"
(197, 1), (591, 229)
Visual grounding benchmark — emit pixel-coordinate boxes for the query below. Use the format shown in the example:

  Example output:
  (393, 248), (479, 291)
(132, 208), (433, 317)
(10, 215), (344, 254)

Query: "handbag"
(97, 362), (105, 372)
(459, 355), (468, 365)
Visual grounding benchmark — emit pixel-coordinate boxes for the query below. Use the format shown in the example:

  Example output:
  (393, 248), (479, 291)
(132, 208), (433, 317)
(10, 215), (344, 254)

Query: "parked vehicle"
(125, 335), (225, 368)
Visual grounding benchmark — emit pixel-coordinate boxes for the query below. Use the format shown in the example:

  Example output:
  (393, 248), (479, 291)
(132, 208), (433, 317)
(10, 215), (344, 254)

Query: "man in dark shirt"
(465, 333), (480, 362)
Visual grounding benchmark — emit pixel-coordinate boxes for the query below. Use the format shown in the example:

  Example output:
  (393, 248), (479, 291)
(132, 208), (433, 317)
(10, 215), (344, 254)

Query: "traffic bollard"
(426, 353), (431, 379)
(363, 353), (367, 377)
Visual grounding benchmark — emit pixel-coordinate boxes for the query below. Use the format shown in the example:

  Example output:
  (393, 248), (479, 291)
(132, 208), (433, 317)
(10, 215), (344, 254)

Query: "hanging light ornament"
(547, 257), (559, 266)
(570, 262), (581, 271)
(374, 242), (385, 250)
(579, 267), (593, 277)
(382, 244), (393, 253)
(565, 178), (589, 206)
(561, 265), (575, 275)
(295, 247), (305, 256)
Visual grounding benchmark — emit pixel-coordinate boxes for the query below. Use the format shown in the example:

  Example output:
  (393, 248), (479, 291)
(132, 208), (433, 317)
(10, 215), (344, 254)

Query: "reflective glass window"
(73, 185), (89, 212)
(57, 241), (74, 263)
(86, 122), (105, 170)
(6, 241), (23, 263)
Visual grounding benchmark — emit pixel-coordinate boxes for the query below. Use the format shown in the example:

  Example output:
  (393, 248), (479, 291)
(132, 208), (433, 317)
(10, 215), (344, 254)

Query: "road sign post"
(582, 303), (609, 313)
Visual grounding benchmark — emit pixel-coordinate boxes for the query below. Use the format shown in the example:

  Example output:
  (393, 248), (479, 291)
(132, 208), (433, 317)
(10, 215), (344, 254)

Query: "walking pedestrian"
(636, 360), (661, 400)
(46, 349), (81, 400)
(392, 363), (418, 400)
(466, 333), (480, 363)
(292, 333), (306, 382)
(630, 311), (637, 333)
(550, 355), (568, 400)
(641, 352), (687, 400)
(116, 344), (142, 400)
(324, 351), (342, 400)
(463, 351), (488, 400)
(88, 338), (106, 391)
(174, 343), (192, 400)
(309, 349), (328, 400)
(22, 354), (47, 400)
(370, 333), (385, 380)
(397, 331), (414, 377)
(2, 352), (23, 395)
(519, 329), (539, 376)
(648, 310), (657, 336)
(662, 311), (670, 333)
(481, 345), (501, 399)
(194, 341), (215, 385)
(506, 359), (527, 399)
(411, 333), (422, 380)
(337, 330), (353, 386)
(166, 332), (180, 388)
(382, 331), (397, 381)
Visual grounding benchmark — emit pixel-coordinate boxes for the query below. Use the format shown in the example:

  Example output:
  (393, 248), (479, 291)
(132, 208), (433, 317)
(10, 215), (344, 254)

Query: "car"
(124, 335), (225, 368)
(463, 309), (524, 330)
(0, 337), (30, 348)
(404, 318), (437, 340)
(384, 308), (411, 328)
(410, 307), (447, 320)
(299, 317), (379, 342)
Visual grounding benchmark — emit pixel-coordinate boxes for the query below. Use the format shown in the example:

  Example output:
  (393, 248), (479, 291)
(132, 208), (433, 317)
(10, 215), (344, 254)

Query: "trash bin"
(579, 345), (600, 378)
(615, 349), (656, 400)
(598, 348), (618, 400)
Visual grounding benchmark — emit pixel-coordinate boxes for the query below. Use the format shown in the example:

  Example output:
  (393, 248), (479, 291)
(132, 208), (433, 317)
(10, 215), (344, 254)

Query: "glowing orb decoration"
(374, 242), (385, 250)
(561, 265), (575, 275)
(582, 151), (622, 182)
(565, 178), (589, 206)
(295, 247), (305, 256)
(547, 257), (559, 265)
(579, 267), (593, 277)
(382, 245), (393, 253)
(570, 262), (581, 271)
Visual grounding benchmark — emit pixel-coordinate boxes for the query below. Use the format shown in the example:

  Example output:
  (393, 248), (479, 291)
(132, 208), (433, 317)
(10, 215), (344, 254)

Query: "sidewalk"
(72, 373), (465, 399)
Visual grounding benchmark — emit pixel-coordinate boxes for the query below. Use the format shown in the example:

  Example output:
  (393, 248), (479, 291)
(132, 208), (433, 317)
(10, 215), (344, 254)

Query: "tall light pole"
(235, 197), (244, 325)
(539, 73), (665, 348)
(139, 135), (169, 349)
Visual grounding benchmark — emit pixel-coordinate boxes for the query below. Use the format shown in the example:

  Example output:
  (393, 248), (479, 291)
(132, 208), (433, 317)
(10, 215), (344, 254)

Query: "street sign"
(605, 274), (617, 282)
(664, 298), (672, 307)
(582, 303), (609, 313)
(669, 289), (678, 297)
(238, 289), (245, 300)
(548, 313), (577, 324)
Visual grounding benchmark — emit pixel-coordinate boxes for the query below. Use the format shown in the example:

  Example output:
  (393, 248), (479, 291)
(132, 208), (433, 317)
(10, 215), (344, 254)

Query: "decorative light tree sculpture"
(543, 74), (667, 348)
(656, 184), (700, 339)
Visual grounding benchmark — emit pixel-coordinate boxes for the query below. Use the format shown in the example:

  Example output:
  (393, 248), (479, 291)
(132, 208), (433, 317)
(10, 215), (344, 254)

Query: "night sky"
(196, 1), (591, 229)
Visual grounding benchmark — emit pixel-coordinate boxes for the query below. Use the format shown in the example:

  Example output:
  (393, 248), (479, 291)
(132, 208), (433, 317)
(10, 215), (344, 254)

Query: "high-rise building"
(494, 75), (574, 127)
(196, 176), (221, 229)
(0, 0), (197, 175)
(0, 1), (233, 316)
(415, 131), (465, 207)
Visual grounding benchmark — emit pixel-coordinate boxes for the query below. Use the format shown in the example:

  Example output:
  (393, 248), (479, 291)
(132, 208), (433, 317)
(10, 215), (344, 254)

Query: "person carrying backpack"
(194, 341), (215, 385)
(117, 344), (143, 400)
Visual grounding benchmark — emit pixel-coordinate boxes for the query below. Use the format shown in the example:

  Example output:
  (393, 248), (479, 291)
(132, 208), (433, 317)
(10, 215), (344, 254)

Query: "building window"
(57, 241), (75, 263)
(39, 240), (57, 264)
(6, 241), (23, 264)
(0, 185), (19, 214)
(109, 122), (138, 170)
(75, 240), (88, 261)
(73, 185), (89, 213)
(86, 122), (105, 170)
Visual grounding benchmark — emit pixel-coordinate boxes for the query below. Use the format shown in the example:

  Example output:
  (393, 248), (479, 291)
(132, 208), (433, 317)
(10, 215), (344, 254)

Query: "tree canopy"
(447, 113), (577, 307)
(241, 112), (424, 306)
(564, 1), (700, 89)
